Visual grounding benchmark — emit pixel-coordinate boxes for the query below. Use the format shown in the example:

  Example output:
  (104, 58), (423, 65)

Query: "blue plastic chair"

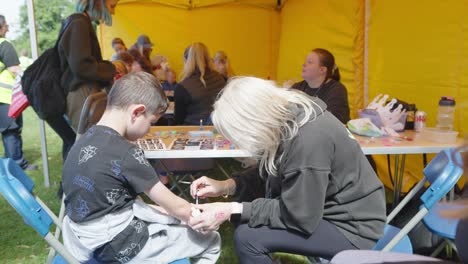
(382, 148), (464, 251)
(373, 225), (413, 254)
(0, 158), (79, 264)
(0, 158), (62, 227)
(422, 203), (460, 257)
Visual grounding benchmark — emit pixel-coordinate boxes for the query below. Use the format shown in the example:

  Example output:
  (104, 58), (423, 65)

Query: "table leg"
(216, 160), (231, 179)
(392, 154), (406, 208)
(157, 160), (191, 200)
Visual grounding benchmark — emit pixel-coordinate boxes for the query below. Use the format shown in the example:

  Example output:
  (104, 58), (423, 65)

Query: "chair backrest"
(1, 158), (35, 192)
(421, 149), (464, 209)
(77, 91), (107, 138)
(0, 158), (79, 264)
(0, 158), (62, 228)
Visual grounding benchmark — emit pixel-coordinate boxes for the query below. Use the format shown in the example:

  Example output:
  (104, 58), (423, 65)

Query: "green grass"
(0, 109), (308, 263)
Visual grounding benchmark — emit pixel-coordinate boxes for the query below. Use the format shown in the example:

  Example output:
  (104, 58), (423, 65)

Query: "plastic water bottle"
(436, 96), (456, 130)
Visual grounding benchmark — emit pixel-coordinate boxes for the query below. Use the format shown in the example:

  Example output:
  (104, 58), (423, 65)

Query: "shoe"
(23, 164), (39, 171)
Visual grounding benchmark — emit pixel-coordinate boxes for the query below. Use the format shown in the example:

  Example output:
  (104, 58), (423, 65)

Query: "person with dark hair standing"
(46, 0), (117, 161)
(292, 48), (350, 124)
(0, 15), (36, 170)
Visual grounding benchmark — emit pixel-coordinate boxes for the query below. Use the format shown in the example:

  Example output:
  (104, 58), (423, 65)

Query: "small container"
(414, 111), (426, 132)
(421, 127), (458, 143)
(436, 96), (456, 131)
(405, 104), (417, 130)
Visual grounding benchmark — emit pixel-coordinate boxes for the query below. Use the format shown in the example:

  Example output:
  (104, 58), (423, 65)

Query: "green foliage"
(11, 0), (74, 56)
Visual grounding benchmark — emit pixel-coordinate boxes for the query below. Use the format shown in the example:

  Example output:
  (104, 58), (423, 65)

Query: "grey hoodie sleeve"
(242, 167), (330, 235)
(241, 121), (335, 235)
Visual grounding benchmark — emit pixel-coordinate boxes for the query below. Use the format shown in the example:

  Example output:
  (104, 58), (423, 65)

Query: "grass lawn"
(0, 109), (308, 263)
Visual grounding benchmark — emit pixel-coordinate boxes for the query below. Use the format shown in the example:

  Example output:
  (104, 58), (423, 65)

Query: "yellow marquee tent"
(99, 0), (468, 191)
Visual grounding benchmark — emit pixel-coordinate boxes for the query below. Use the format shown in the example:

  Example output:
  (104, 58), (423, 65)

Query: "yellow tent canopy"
(100, 0), (467, 192)
(119, 0), (283, 10)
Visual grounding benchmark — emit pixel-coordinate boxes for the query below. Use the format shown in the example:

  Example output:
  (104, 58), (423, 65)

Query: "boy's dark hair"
(108, 72), (168, 115)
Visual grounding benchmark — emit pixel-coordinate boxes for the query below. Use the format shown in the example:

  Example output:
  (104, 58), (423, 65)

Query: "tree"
(12, 0), (74, 56)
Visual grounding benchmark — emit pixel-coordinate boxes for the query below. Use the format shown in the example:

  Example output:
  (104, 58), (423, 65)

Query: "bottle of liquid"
(436, 96), (456, 130)
(405, 104), (417, 130)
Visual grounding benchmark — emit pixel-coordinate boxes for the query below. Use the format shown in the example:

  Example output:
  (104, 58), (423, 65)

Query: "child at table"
(61, 72), (220, 263)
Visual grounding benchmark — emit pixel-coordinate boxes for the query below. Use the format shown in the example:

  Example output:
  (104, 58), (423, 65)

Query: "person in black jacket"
(189, 77), (386, 263)
(174, 43), (225, 125)
(292, 48), (350, 124)
(47, 0), (117, 161)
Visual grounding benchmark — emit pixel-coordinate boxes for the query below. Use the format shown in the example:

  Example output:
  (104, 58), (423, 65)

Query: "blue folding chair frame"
(0, 158), (79, 264)
(382, 148), (464, 251)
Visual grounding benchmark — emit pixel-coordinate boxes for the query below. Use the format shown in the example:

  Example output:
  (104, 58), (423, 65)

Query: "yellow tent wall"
(368, 0), (468, 191)
(99, 2), (280, 80)
(100, 0), (467, 192)
(277, 0), (365, 118)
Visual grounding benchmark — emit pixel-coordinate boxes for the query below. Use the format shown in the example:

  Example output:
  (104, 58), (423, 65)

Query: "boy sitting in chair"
(61, 72), (220, 263)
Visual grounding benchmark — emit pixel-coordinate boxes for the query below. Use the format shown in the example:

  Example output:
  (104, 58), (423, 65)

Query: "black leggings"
(233, 219), (357, 264)
(45, 115), (76, 161)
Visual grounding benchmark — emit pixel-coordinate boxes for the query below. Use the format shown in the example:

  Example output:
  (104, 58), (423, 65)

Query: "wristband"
(229, 202), (243, 223)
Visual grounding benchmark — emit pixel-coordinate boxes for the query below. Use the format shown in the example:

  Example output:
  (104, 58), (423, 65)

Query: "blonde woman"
(111, 60), (127, 80)
(189, 77), (386, 263)
(174, 43), (225, 125)
(213, 50), (235, 80)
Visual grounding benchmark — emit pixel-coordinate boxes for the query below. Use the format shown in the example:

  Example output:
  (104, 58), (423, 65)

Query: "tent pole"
(364, 0), (370, 106)
(26, 0), (50, 187)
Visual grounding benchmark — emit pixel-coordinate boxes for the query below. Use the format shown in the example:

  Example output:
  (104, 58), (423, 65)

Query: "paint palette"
(136, 138), (166, 150)
(169, 137), (215, 150)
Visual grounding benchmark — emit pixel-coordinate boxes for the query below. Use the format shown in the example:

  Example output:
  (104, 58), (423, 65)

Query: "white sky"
(0, 0), (25, 39)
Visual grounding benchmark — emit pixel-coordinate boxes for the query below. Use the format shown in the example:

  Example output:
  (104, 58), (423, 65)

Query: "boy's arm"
(145, 181), (192, 222)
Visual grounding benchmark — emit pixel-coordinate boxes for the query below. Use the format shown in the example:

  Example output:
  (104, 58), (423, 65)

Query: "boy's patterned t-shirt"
(62, 125), (159, 223)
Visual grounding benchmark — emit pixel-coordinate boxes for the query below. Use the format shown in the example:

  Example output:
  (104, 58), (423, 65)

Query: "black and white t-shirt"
(63, 125), (159, 223)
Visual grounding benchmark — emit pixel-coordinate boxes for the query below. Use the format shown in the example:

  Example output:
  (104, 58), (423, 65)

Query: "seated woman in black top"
(292, 48), (350, 124)
(174, 43), (226, 125)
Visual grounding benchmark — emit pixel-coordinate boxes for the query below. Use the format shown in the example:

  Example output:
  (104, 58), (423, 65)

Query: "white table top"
(143, 127), (462, 159)
(356, 130), (462, 155)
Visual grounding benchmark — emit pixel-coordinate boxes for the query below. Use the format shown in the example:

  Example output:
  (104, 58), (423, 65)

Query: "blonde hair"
(211, 76), (322, 176)
(180, 42), (216, 87)
(112, 60), (128, 75)
(213, 50), (235, 78)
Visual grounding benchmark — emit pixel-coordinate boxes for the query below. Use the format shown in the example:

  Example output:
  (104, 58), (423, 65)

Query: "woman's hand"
(188, 202), (233, 232)
(190, 176), (233, 198)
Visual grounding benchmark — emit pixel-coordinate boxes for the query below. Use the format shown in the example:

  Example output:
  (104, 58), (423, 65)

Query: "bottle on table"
(436, 96), (456, 131)
(405, 104), (417, 130)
